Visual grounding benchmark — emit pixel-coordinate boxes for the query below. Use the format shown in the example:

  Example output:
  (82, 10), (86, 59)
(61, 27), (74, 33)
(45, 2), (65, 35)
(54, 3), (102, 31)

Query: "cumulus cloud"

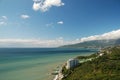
(57, 21), (63, 24)
(0, 16), (7, 26)
(21, 15), (30, 19)
(0, 22), (7, 25)
(2, 16), (8, 20)
(32, 0), (64, 12)
(79, 29), (120, 42)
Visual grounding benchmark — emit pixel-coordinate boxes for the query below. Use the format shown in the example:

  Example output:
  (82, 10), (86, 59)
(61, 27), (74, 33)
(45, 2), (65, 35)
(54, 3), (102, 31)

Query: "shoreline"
(53, 65), (64, 80)
(52, 51), (98, 80)
(53, 75), (58, 80)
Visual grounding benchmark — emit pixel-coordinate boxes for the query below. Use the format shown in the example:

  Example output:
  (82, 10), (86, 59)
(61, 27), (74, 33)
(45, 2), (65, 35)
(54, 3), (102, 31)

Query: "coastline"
(53, 64), (64, 80)
(53, 75), (58, 80)
(52, 49), (99, 80)
(58, 46), (120, 80)
(0, 48), (96, 80)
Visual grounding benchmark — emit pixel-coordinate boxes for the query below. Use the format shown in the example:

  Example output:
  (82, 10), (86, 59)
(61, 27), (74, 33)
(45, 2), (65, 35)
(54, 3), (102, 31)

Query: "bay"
(0, 48), (96, 80)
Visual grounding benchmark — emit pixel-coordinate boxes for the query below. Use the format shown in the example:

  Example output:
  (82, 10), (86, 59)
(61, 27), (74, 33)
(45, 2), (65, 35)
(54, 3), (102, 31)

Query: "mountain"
(115, 38), (120, 45)
(61, 39), (120, 49)
(62, 46), (120, 80)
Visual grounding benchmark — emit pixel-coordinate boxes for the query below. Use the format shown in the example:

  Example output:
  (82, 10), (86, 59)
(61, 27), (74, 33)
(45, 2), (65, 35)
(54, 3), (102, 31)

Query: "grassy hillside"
(62, 46), (120, 80)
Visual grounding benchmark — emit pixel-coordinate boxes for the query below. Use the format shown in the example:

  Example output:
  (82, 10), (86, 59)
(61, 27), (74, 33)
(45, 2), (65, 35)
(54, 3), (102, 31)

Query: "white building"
(66, 59), (79, 69)
(99, 53), (104, 56)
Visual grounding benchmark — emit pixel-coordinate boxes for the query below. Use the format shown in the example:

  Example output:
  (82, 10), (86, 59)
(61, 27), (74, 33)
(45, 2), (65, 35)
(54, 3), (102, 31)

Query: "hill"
(62, 46), (120, 80)
(61, 39), (120, 49)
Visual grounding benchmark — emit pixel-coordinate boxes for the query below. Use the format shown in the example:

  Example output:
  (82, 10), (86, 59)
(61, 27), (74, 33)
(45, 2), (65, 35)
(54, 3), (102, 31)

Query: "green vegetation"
(62, 46), (120, 80)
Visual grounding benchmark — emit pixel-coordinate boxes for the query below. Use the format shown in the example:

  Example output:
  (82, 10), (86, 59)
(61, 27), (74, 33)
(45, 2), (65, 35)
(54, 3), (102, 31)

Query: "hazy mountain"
(61, 39), (120, 49)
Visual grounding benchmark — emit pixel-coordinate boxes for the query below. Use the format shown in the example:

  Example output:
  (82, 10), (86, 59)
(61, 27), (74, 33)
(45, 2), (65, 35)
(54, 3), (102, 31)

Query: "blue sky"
(0, 0), (120, 47)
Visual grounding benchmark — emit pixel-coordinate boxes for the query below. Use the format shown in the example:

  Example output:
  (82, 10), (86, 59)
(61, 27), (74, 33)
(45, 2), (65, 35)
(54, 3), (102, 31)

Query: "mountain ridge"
(60, 38), (120, 49)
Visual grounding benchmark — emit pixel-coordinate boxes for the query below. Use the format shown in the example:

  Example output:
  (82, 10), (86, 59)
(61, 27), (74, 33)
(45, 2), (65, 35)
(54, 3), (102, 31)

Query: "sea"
(0, 48), (97, 80)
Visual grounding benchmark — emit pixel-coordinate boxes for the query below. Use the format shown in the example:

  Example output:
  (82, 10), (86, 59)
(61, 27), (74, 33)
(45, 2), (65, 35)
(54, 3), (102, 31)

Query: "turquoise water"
(0, 48), (96, 80)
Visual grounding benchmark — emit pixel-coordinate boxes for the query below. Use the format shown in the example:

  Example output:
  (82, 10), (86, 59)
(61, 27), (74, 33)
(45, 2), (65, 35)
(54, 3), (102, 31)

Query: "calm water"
(0, 48), (96, 80)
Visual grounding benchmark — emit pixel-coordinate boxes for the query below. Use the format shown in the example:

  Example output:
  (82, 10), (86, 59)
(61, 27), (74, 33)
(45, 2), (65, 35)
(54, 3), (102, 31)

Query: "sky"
(0, 0), (120, 47)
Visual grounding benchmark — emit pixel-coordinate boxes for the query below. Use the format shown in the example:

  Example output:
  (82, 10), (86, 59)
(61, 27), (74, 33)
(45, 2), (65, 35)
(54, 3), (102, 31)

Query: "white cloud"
(1, 29), (120, 47)
(0, 22), (7, 26)
(0, 37), (68, 47)
(46, 23), (54, 27)
(32, 0), (64, 12)
(46, 21), (64, 27)
(78, 29), (120, 43)
(57, 21), (63, 24)
(2, 16), (8, 20)
(21, 15), (30, 19)
(0, 16), (7, 26)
